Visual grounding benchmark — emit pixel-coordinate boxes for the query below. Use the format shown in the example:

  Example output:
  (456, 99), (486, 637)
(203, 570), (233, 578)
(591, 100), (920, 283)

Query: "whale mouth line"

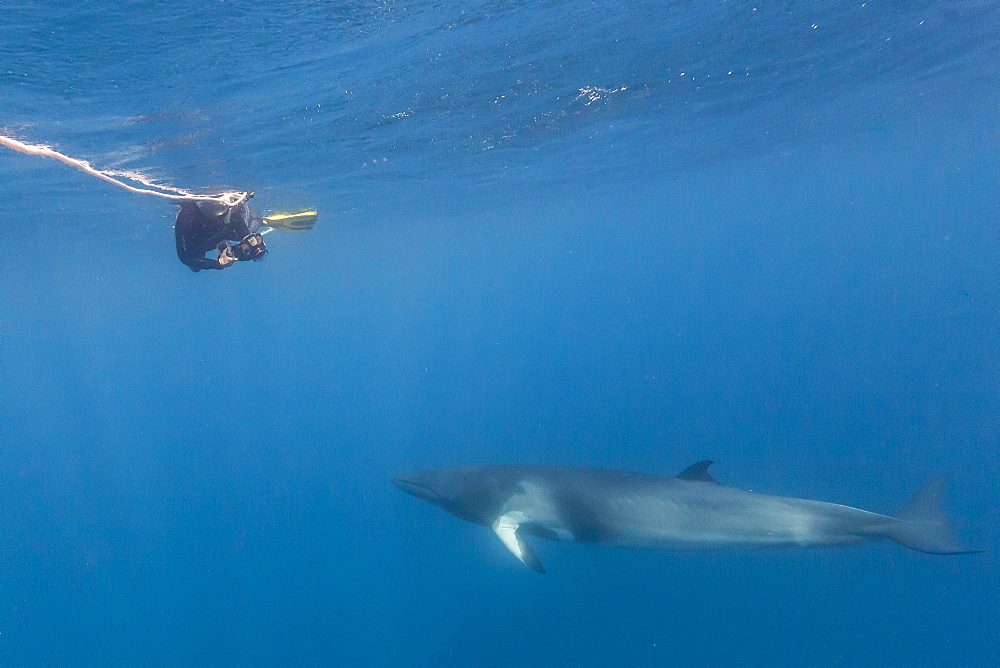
(392, 477), (438, 501)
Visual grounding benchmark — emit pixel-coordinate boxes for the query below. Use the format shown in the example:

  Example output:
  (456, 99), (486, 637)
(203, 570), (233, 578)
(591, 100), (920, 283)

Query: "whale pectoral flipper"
(492, 513), (546, 574)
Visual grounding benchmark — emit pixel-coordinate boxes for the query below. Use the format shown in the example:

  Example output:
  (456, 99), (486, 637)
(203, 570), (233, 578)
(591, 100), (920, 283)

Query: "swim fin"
(262, 210), (318, 232)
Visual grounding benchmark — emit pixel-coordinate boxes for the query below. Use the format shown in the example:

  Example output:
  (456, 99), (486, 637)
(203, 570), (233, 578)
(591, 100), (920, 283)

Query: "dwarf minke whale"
(392, 462), (975, 573)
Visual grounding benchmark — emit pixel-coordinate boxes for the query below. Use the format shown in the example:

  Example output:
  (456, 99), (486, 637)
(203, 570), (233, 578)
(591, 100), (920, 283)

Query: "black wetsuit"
(174, 201), (254, 272)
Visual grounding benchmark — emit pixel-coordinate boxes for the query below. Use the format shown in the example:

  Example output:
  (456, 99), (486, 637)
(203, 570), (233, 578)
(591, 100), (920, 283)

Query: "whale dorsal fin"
(492, 512), (546, 574)
(676, 460), (720, 484)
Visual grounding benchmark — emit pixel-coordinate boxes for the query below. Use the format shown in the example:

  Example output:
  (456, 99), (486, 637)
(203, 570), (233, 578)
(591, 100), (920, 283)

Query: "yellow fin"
(262, 210), (318, 232)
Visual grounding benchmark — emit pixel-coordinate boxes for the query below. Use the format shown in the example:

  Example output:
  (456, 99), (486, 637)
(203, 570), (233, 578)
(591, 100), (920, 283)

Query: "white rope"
(0, 134), (247, 207)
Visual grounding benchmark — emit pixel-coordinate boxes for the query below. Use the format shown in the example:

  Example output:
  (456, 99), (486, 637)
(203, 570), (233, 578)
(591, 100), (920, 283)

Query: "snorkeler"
(0, 134), (318, 270)
(174, 192), (268, 272)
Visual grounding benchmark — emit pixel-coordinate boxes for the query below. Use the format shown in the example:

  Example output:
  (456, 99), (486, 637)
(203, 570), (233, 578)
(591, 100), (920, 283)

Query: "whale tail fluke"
(882, 476), (978, 555)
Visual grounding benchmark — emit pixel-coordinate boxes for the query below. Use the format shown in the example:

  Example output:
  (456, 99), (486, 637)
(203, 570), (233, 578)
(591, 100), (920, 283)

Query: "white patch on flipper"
(491, 511), (546, 572)
(492, 511), (530, 562)
(488, 481), (570, 572)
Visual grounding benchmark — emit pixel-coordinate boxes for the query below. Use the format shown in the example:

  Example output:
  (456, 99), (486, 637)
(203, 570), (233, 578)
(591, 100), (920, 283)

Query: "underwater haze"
(1, 0), (998, 664)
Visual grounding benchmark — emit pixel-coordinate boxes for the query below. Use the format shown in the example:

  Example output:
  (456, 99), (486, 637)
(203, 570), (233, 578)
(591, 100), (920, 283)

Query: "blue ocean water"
(1, 0), (998, 664)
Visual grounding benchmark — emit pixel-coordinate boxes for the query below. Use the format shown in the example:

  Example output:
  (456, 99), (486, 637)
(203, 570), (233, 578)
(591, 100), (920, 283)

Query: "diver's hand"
(218, 246), (236, 266)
